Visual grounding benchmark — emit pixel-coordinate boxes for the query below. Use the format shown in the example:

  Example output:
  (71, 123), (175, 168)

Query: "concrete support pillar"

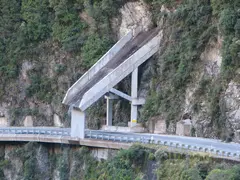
(71, 108), (85, 139)
(106, 97), (113, 126)
(131, 68), (138, 127)
(105, 94), (118, 126)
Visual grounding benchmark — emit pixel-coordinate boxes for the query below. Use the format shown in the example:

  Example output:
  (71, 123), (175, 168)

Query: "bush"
(155, 149), (168, 161)
(206, 169), (232, 180)
(81, 33), (112, 68)
(21, 0), (53, 42)
(26, 74), (54, 103)
(219, 8), (237, 35)
(180, 168), (203, 180)
(95, 145), (150, 180)
(58, 148), (70, 180)
(51, 0), (87, 52)
(141, 0), (214, 123)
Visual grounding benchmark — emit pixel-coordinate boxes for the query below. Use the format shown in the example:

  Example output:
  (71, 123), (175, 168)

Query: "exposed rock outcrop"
(224, 80), (240, 141)
(118, 1), (153, 38)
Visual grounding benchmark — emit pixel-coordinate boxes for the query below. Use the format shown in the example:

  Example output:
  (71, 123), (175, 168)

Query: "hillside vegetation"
(0, 0), (240, 138)
(0, 143), (240, 180)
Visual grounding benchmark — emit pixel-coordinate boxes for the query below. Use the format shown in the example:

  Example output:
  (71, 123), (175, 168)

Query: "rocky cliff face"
(137, 0), (240, 141)
(0, 41), (75, 127)
(0, 0), (240, 141)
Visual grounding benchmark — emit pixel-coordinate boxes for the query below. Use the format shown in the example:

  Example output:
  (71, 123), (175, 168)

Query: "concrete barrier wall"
(79, 31), (163, 110)
(62, 31), (133, 105)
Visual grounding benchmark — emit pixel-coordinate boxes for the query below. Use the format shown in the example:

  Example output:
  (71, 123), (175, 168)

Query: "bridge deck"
(0, 127), (240, 161)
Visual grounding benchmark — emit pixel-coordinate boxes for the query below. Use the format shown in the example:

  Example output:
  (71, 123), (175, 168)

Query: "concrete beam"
(79, 31), (163, 111)
(132, 98), (145, 105)
(109, 88), (132, 101)
(62, 31), (133, 105)
(104, 93), (119, 100)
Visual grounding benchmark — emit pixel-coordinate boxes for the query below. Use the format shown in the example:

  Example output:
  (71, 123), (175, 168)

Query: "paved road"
(0, 127), (240, 158)
(86, 130), (240, 157)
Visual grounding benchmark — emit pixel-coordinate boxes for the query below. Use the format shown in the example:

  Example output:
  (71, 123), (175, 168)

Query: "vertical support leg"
(71, 108), (85, 139)
(106, 97), (113, 126)
(131, 68), (138, 127)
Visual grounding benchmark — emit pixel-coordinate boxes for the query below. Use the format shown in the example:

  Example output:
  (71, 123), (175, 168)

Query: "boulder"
(23, 116), (33, 127)
(0, 117), (8, 127)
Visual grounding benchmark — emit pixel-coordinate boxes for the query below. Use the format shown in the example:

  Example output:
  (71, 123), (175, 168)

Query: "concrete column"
(71, 108), (85, 139)
(106, 97), (113, 126)
(131, 68), (138, 127)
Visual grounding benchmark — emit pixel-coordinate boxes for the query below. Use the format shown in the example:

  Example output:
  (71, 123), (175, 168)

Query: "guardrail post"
(222, 151), (225, 156)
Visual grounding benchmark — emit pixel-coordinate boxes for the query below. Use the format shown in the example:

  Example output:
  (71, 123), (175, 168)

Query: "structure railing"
(85, 130), (240, 159)
(0, 127), (239, 160)
(0, 127), (70, 136)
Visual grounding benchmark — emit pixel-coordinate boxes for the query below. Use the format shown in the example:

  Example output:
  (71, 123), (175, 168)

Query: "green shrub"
(180, 168), (202, 180)
(58, 148), (70, 180)
(21, 0), (53, 42)
(206, 169), (232, 180)
(81, 33), (112, 68)
(141, 0), (214, 123)
(51, 0), (87, 52)
(26, 74), (54, 103)
(94, 145), (150, 180)
(54, 64), (67, 74)
(140, 92), (159, 123)
(219, 8), (237, 35)
(24, 157), (36, 180)
(155, 149), (168, 161)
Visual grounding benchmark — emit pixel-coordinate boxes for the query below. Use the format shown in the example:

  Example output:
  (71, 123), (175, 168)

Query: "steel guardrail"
(0, 128), (239, 160)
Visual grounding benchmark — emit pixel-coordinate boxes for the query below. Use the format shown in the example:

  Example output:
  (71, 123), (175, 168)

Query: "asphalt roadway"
(0, 127), (240, 157)
(86, 130), (240, 156)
